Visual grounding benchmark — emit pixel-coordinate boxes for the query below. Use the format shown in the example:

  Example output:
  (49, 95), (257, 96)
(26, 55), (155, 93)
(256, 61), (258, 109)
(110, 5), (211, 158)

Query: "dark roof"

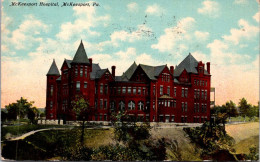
(65, 59), (72, 68)
(121, 62), (137, 80)
(90, 63), (101, 79)
(115, 76), (123, 81)
(47, 59), (60, 76)
(71, 40), (90, 64)
(95, 69), (108, 79)
(174, 53), (209, 77)
(56, 76), (61, 81)
(139, 64), (167, 80)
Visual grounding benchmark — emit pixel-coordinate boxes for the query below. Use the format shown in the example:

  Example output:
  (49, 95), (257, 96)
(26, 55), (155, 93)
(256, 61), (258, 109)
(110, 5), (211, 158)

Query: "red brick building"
(46, 41), (211, 123)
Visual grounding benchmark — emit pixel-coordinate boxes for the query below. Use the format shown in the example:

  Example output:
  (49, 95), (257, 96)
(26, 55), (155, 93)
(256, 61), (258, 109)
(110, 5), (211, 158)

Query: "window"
(95, 100), (97, 109)
(117, 87), (121, 95)
(185, 102), (187, 112)
(181, 88), (184, 97)
(133, 87), (136, 95)
(122, 87), (126, 94)
(182, 102), (184, 112)
(104, 100), (107, 109)
(143, 87), (146, 95)
(202, 81), (204, 86)
(205, 81), (207, 86)
(160, 85), (163, 95)
(100, 84), (103, 94)
(174, 101), (176, 108)
(100, 99), (103, 109)
(76, 81), (80, 91)
(194, 89), (197, 99)
(138, 101), (144, 110)
(201, 90), (204, 100)
(138, 87), (141, 95)
(50, 101), (53, 109)
(153, 85), (156, 95)
(153, 101), (155, 110)
(99, 115), (103, 121)
(85, 67), (87, 77)
(165, 100), (167, 107)
(167, 86), (170, 95)
(75, 67), (78, 77)
(171, 115), (175, 122)
(205, 90), (207, 100)
(128, 87), (132, 94)
(194, 103), (196, 112)
(165, 115), (170, 122)
(205, 104), (207, 112)
(104, 84), (108, 94)
(50, 113), (53, 118)
(185, 88), (188, 97)
(110, 101), (115, 111)
(119, 101), (125, 111)
(174, 87), (177, 96)
(128, 101), (135, 110)
(80, 67), (83, 77)
(194, 79), (196, 85)
(146, 101), (150, 110)
(50, 85), (53, 96)
(197, 89), (200, 99)
(168, 101), (171, 107)
(104, 114), (107, 121)
(84, 82), (87, 88)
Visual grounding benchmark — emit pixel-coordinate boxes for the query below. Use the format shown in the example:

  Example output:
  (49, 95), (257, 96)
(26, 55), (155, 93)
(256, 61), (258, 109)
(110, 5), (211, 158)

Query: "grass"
(229, 116), (259, 122)
(150, 128), (202, 161)
(84, 128), (114, 148)
(233, 135), (259, 154)
(226, 122), (259, 155)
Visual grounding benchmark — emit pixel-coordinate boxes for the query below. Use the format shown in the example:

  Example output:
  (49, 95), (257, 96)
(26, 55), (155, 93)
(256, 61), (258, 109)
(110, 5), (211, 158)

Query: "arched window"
(118, 101), (125, 111)
(128, 101), (135, 110)
(138, 101), (144, 110)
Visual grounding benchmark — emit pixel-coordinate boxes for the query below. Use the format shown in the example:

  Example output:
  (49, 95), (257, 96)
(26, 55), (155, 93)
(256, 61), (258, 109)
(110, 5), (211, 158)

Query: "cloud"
(127, 2), (138, 12)
(115, 47), (136, 59)
(5, 15), (49, 50)
(197, 0), (220, 18)
(110, 24), (153, 45)
(151, 17), (196, 53)
(194, 31), (209, 41)
(222, 19), (259, 45)
(234, 0), (249, 4)
(253, 11), (259, 22)
(56, 3), (110, 41)
(145, 4), (164, 16)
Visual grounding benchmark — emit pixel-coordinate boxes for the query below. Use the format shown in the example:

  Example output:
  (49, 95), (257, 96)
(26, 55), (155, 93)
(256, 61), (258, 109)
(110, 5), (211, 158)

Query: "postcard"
(1, 0), (259, 161)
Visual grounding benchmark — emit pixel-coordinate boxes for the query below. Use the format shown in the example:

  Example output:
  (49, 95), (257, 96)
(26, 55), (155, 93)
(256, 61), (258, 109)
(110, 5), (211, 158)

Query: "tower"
(46, 59), (60, 119)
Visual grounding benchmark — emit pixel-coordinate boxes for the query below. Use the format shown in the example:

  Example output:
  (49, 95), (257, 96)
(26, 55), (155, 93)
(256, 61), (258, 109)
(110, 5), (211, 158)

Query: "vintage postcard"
(1, 0), (259, 161)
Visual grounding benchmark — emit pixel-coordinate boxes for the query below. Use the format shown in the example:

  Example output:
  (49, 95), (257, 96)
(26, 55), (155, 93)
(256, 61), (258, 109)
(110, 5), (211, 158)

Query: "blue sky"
(1, 0), (259, 107)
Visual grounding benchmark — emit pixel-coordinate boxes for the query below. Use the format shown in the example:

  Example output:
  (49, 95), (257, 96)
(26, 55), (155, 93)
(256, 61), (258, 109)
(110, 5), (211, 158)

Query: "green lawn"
(233, 135), (259, 154)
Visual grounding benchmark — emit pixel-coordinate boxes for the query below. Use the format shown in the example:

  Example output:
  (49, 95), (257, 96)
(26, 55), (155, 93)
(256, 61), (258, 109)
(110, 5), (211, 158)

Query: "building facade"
(46, 41), (211, 123)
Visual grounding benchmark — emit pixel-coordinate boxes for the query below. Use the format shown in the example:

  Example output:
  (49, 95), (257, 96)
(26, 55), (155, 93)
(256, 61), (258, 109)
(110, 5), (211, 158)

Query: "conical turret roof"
(47, 59), (60, 76)
(71, 40), (90, 64)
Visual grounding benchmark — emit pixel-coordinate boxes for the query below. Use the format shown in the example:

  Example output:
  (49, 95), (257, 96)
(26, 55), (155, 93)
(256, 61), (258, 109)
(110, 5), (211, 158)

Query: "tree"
(238, 98), (251, 119)
(5, 97), (36, 120)
(28, 107), (40, 124)
(224, 101), (238, 120)
(71, 95), (90, 144)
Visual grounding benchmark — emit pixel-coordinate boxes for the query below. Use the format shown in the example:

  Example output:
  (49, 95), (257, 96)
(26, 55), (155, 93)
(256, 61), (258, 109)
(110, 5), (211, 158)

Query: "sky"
(1, 0), (259, 108)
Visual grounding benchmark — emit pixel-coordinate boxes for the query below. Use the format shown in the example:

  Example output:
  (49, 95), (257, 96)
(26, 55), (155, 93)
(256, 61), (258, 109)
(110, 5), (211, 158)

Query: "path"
(8, 128), (67, 141)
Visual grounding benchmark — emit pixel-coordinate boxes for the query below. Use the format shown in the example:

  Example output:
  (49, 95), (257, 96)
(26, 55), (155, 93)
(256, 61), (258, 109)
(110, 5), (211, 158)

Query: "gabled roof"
(139, 64), (167, 80)
(95, 69), (108, 79)
(71, 40), (90, 64)
(65, 59), (72, 68)
(121, 62), (137, 80)
(90, 63), (102, 79)
(47, 59), (60, 76)
(174, 53), (208, 77)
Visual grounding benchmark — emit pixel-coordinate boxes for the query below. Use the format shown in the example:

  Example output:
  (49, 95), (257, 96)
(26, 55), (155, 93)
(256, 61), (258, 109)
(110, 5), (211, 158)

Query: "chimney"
(170, 66), (174, 75)
(112, 66), (116, 78)
(206, 62), (210, 74)
(89, 58), (92, 72)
